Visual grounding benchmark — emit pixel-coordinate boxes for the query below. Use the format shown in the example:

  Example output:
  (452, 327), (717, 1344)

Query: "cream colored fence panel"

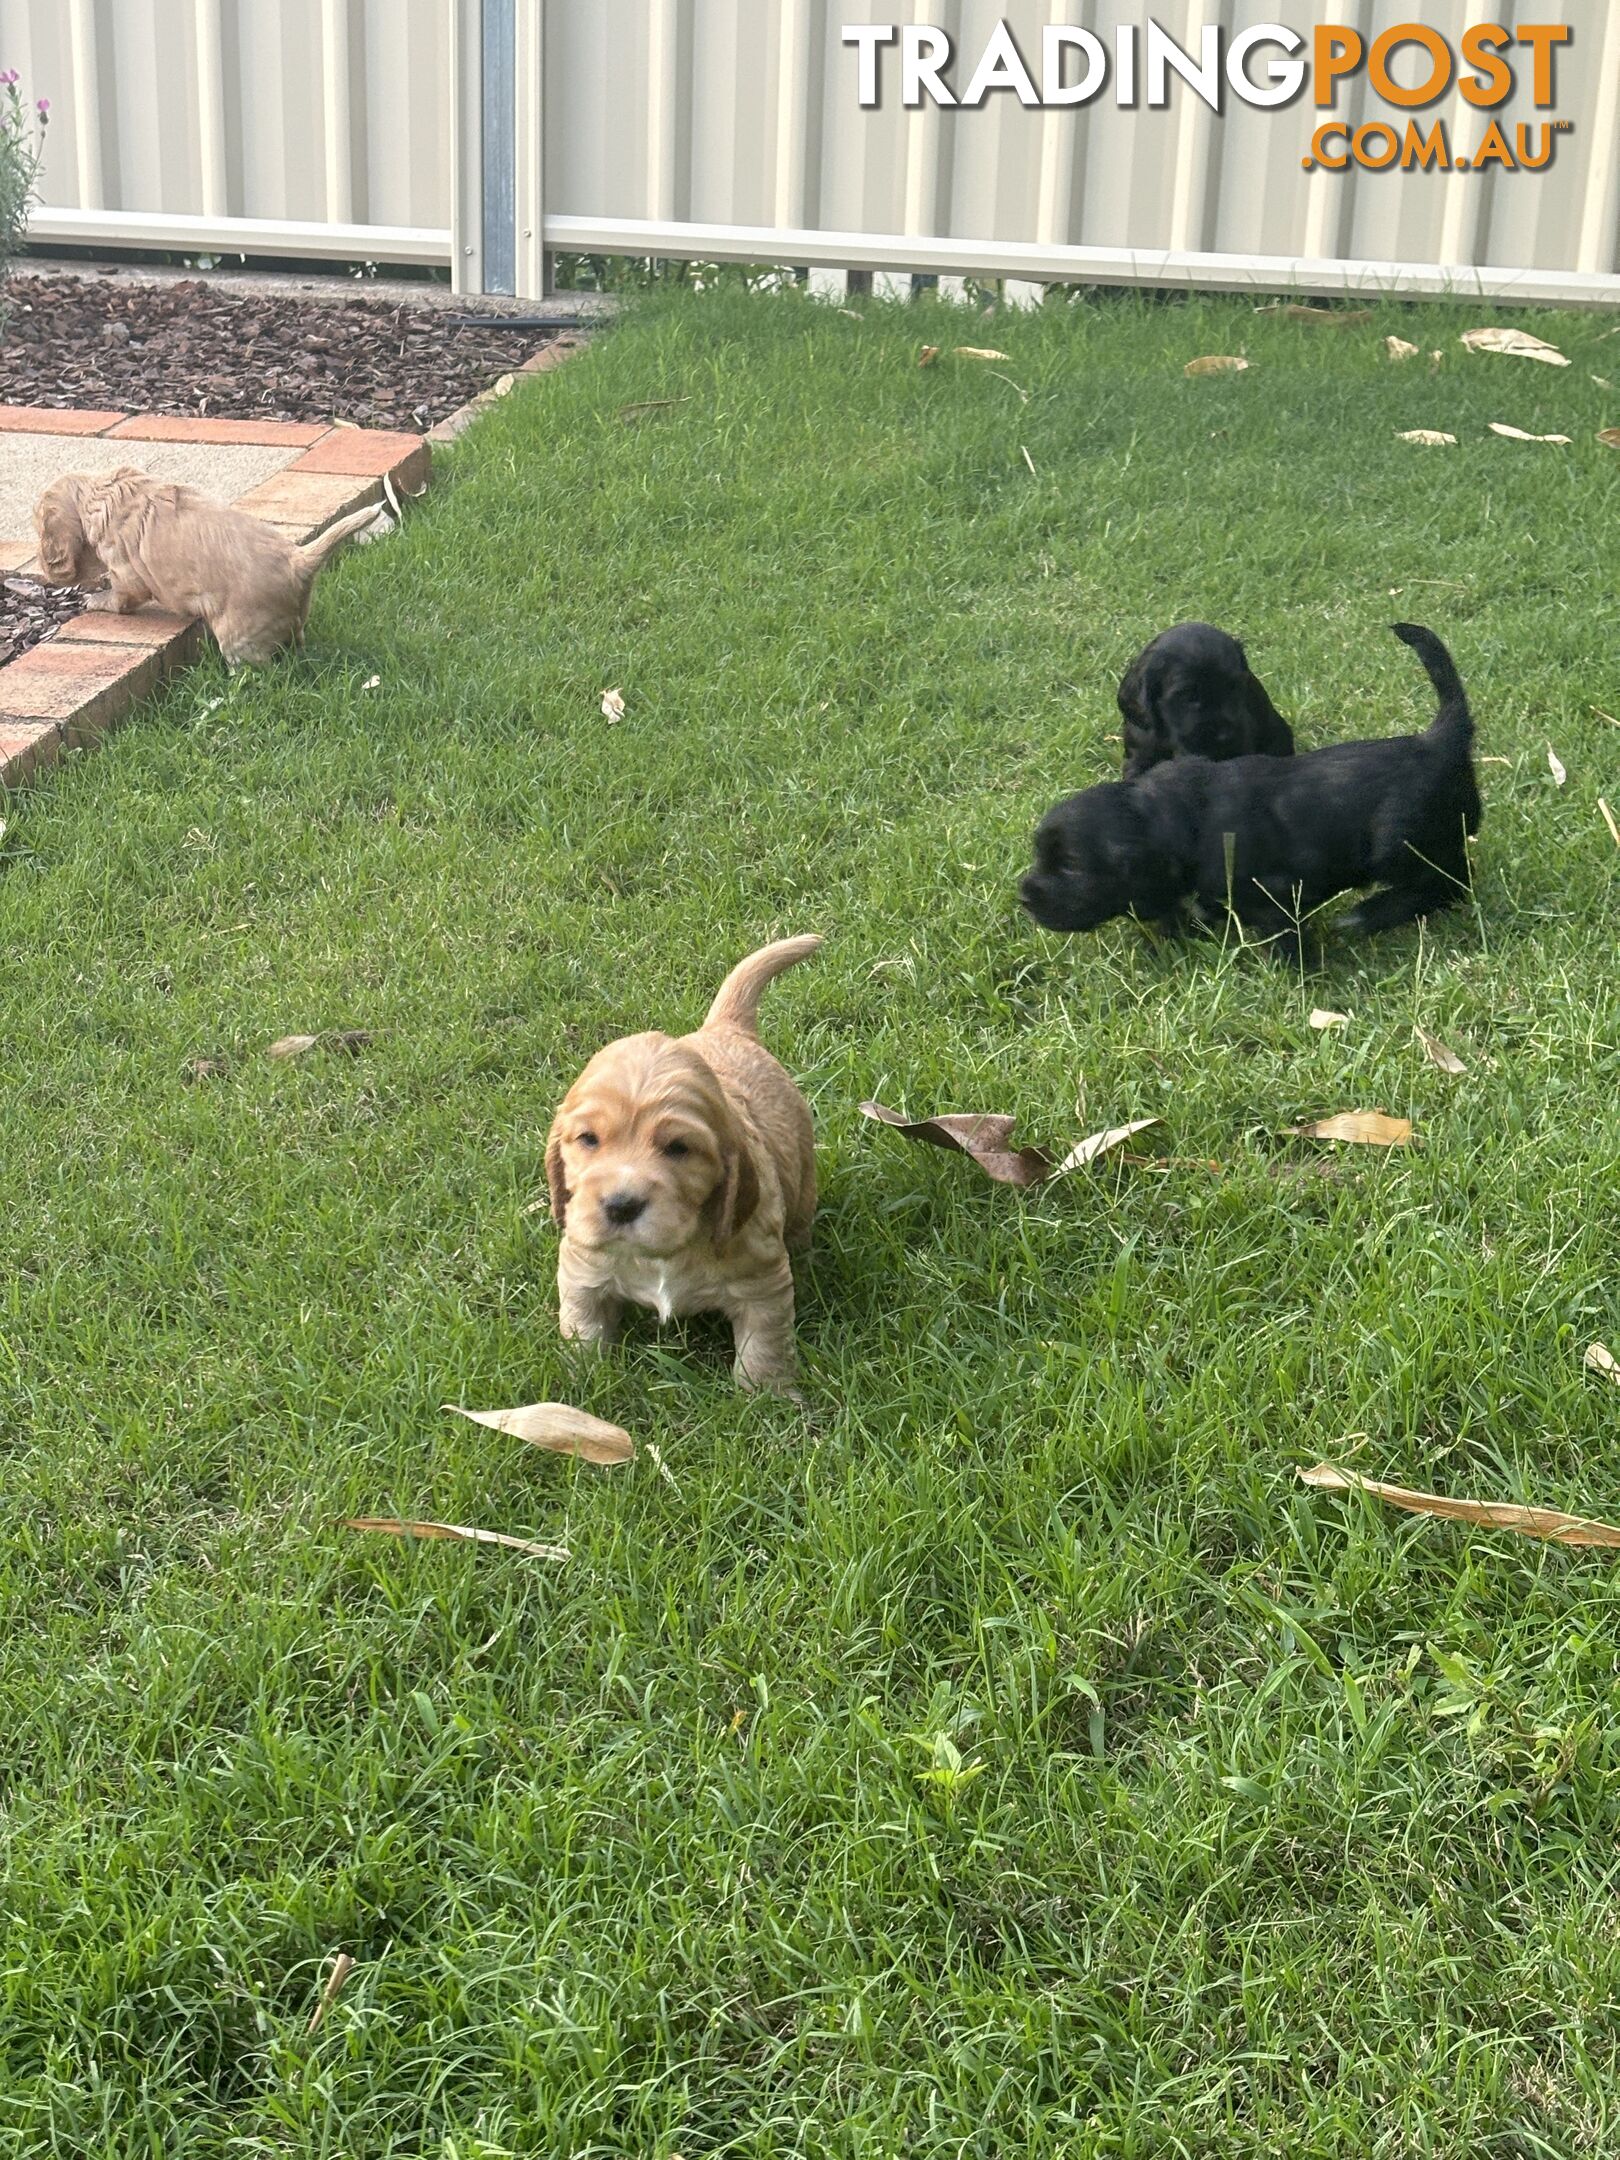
(1, 0), (1617, 303)
(0, 0), (451, 263)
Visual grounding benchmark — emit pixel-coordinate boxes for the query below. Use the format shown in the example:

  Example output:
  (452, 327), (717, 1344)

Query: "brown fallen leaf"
(1599, 429), (1620, 451)
(858, 1102), (1158, 1188)
(1310, 1008), (1349, 1031)
(444, 1401), (635, 1465)
(307, 1952), (355, 2035)
(1385, 336), (1419, 362)
(618, 396), (691, 422)
(1185, 355), (1251, 377)
(1396, 429), (1456, 446)
(345, 1518), (569, 1561)
(953, 345), (1011, 361)
(1417, 1027), (1466, 1075)
(1294, 1111), (1414, 1146)
(600, 687), (626, 723)
(1052, 1118), (1164, 1175)
(1548, 745), (1568, 786)
(1592, 377), (1613, 392)
(182, 1055), (227, 1082)
(1599, 798), (1620, 849)
(1299, 1462), (1620, 1548)
(918, 345), (940, 367)
(267, 1030), (371, 1059)
(860, 1101), (1053, 1186)
(1461, 326), (1569, 366)
(1585, 1342), (1620, 1384)
(1427, 350), (1445, 370)
(1490, 423), (1572, 445)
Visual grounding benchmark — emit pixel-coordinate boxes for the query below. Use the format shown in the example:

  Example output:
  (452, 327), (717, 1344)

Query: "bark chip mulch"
(0, 271), (559, 433)
(3, 576), (85, 668)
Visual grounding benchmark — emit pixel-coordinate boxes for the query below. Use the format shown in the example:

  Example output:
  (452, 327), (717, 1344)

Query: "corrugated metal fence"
(2, 0), (1617, 306)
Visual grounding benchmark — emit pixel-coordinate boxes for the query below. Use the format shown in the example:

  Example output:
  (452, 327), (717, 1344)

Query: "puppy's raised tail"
(297, 503), (385, 582)
(704, 935), (823, 1038)
(1391, 622), (1472, 745)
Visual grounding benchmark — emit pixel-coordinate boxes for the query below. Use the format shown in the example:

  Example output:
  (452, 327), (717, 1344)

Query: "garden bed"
(2, 571), (82, 665)
(0, 271), (561, 433)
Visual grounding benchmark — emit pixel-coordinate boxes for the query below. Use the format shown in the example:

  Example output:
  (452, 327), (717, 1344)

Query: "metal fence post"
(449, 0), (484, 293)
(514, 0), (547, 297)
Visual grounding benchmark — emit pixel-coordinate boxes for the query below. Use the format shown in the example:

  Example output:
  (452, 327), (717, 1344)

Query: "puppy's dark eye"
(662, 1139), (690, 1159)
(576, 1130), (599, 1149)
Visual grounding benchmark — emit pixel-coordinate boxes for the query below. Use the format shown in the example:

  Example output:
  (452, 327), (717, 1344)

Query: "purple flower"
(36, 96), (49, 112)
(0, 70), (19, 88)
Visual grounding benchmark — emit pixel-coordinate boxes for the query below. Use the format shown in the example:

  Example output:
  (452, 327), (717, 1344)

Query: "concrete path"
(1, 432), (300, 542)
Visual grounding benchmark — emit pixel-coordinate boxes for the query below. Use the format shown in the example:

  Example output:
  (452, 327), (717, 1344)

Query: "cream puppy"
(34, 467), (378, 665)
(546, 936), (821, 1393)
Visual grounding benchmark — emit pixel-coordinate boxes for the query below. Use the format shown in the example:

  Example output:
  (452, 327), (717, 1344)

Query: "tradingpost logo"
(842, 20), (1574, 173)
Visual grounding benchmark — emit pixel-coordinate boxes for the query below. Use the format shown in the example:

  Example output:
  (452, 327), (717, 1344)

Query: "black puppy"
(1023, 623), (1480, 965)
(1117, 621), (1293, 777)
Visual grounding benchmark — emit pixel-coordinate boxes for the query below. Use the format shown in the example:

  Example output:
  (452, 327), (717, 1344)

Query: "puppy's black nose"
(603, 1191), (648, 1226)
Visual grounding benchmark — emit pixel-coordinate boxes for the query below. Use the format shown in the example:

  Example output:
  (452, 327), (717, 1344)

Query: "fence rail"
(2, 0), (1617, 307)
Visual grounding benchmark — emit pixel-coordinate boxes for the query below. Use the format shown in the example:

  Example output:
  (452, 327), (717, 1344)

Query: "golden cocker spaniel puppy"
(33, 467), (378, 666)
(546, 935), (822, 1393)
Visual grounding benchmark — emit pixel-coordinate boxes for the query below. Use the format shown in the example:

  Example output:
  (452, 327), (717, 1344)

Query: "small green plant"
(0, 68), (48, 284)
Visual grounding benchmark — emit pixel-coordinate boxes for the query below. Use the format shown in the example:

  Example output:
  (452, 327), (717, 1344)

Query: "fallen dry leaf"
(837, 307), (863, 320)
(1417, 1027), (1466, 1075)
(1428, 349), (1445, 370)
(1185, 355), (1251, 378)
(267, 1029), (372, 1060)
(918, 345), (940, 367)
(445, 1401), (635, 1466)
(600, 687), (626, 723)
(307, 1952), (355, 2035)
(182, 1055), (226, 1082)
(1599, 429), (1620, 451)
(1600, 798), (1620, 848)
(1548, 744), (1568, 786)
(953, 345), (1011, 361)
(1295, 1111), (1414, 1146)
(1310, 1008), (1350, 1031)
(1481, 755), (1512, 766)
(1020, 444), (1037, 476)
(859, 1102), (1158, 1188)
(618, 396), (692, 423)
(1052, 1118), (1164, 1175)
(1385, 336), (1418, 361)
(1300, 1462), (1620, 1548)
(1585, 1342), (1620, 1384)
(860, 1101), (1054, 1187)
(1396, 429), (1456, 446)
(1489, 422), (1571, 444)
(1461, 325), (1569, 366)
(345, 1518), (569, 1561)
(361, 674), (381, 691)
(1593, 377), (1613, 392)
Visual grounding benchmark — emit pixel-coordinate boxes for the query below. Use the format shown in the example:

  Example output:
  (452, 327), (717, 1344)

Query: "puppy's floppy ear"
(34, 495), (84, 584)
(544, 1116), (570, 1229)
(1117, 649), (1151, 726)
(710, 1122), (761, 1251)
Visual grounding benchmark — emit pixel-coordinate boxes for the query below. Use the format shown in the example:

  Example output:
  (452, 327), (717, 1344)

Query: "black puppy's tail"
(1391, 622), (1472, 745)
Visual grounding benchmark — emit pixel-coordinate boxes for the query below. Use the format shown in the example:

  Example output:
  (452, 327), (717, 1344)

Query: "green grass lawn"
(3, 286), (1620, 2158)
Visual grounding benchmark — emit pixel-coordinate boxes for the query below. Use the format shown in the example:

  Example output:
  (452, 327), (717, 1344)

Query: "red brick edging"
(0, 327), (590, 793)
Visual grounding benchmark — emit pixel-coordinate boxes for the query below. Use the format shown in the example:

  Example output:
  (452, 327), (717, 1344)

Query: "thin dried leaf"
(361, 674), (381, 691)
(1585, 1342), (1620, 1384)
(1592, 377), (1613, 392)
(1020, 444), (1037, 476)
(1310, 1008), (1350, 1031)
(1489, 422), (1571, 444)
(1417, 1027), (1466, 1075)
(618, 396), (691, 422)
(1428, 349), (1445, 370)
(1461, 326), (1569, 366)
(1481, 755), (1512, 766)
(837, 307), (863, 320)
(1185, 355), (1251, 377)
(1599, 798), (1620, 849)
(1053, 1118), (1164, 1175)
(600, 687), (626, 724)
(1295, 1111), (1413, 1147)
(1300, 1462), (1620, 1548)
(953, 346), (1011, 361)
(345, 1517), (569, 1562)
(1599, 428), (1620, 451)
(267, 1034), (320, 1060)
(860, 1100), (1053, 1186)
(307, 1953), (355, 2035)
(444, 1400), (635, 1466)
(267, 1029), (371, 1060)
(182, 1055), (226, 1082)
(918, 345), (940, 368)
(1385, 336), (1419, 361)
(1396, 429), (1456, 446)
(1548, 744), (1568, 786)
